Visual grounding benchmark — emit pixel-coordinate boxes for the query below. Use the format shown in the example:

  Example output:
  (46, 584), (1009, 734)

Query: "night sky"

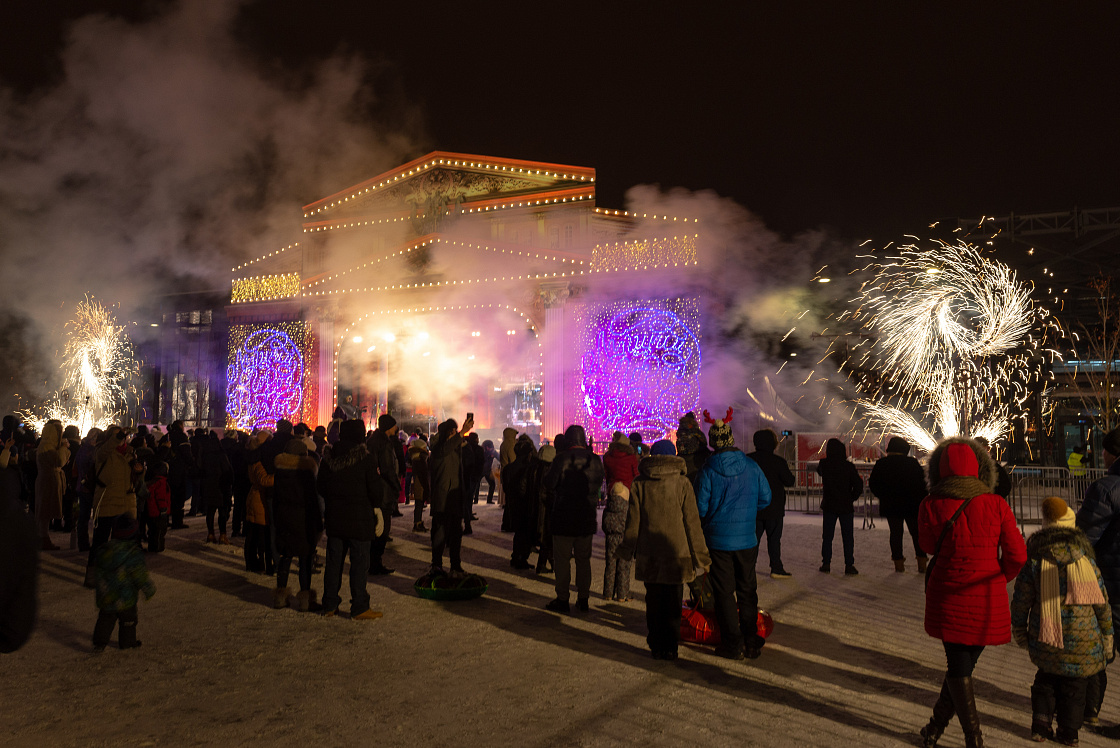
(5, 1), (1119, 243)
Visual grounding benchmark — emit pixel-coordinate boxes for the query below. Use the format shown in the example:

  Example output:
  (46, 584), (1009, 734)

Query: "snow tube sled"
(414, 569), (488, 601)
(680, 605), (774, 645)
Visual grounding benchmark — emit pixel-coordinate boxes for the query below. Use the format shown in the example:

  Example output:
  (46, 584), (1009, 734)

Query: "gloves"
(374, 508), (384, 538)
(1012, 628), (1029, 649)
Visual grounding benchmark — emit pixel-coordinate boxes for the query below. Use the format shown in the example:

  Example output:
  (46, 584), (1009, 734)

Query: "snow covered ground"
(6, 507), (1119, 747)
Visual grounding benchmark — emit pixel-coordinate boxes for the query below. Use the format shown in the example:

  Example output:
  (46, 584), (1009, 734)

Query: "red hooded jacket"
(919, 438), (1026, 646)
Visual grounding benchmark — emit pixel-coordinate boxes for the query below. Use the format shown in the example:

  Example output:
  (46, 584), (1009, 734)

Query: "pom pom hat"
(1041, 496), (1076, 528)
(703, 408), (735, 450)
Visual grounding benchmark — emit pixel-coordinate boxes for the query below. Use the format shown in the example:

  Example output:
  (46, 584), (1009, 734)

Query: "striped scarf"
(1039, 555), (1106, 648)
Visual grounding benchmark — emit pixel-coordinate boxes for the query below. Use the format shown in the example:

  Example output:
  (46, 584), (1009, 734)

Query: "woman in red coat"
(918, 437), (1026, 748)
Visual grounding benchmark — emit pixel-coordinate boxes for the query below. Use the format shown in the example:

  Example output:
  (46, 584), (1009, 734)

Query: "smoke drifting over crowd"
(0, 0), (418, 411)
(0, 0), (855, 431)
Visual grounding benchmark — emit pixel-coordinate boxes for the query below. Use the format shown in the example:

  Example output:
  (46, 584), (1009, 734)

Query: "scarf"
(1038, 555), (1106, 648)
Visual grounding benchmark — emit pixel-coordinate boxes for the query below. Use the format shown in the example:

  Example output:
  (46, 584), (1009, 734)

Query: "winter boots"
(271, 586), (291, 609)
(947, 676), (984, 748)
(294, 590), (322, 613)
(920, 678), (955, 747)
(894, 558), (906, 573)
(917, 556), (929, 573)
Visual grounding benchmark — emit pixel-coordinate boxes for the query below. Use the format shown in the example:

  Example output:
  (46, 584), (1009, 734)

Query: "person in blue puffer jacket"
(695, 408), (771, 660)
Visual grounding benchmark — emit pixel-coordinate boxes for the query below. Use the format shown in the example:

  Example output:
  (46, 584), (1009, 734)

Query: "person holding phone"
(428, 415), (474, 574)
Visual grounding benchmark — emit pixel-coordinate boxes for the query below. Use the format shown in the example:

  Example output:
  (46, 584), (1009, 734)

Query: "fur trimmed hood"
(1027, 525), (1095, 566)
(638, 454), (686, 479)
(324, 443), (369, 472)
(274, 452), (318, 473)
(928, 436), (997, 499)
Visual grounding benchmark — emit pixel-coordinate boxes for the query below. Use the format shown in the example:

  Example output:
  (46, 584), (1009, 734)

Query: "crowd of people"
(5, 409), (1120, 746)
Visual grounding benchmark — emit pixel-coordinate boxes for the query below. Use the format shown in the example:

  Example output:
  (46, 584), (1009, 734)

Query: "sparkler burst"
(833, 238), (1054, 451)
(18, 298), (139, 434)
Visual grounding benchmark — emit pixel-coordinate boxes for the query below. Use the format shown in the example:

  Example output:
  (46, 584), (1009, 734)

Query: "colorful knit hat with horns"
(703, 408), (735, 449)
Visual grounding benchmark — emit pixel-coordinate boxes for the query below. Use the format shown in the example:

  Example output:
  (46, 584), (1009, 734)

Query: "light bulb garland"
(231, 273), (301, 303)
(231, 243), (299, 273)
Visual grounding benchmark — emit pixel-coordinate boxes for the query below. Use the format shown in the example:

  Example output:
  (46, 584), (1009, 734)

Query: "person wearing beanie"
(616, 438), (710, 660)
(317, 419), (385, 620)
(543, 424), (604, 613)
(747, 429), (796, 578)
(91, 514), (155, 652)
(695, 408), (771, 660)
(629, 432), (648, 459)
(365, 414), (401, 575)
(534, 444), (557, 574)
(675, 413), (710, 484)
(462, 433), (486, 534)
(407, 436), (431, 533)
(482, 439), (499, 505)
(1012, 497), (1112, 745)
(869, 436), (928, 573)
(428, 415), (475, 574)
(1075, 425), (1120, 732)
(918, 437), (1027, 748)
(503, 436), (539, 569)
(816, 438), (864, 575)
(650, 440), (676, 457)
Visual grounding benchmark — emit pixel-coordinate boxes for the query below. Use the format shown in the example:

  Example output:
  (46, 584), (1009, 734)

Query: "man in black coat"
(365, 414), (400, 575)
(747, 429), (796, 578)
(462, 432), (485, 534)
(317, 419), (384, 619)
(544, 424), (605, 613)
(868, 436), (928, 573)
(428, 416), (474, 572)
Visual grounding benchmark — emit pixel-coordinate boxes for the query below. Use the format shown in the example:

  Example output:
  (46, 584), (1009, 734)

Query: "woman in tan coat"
(617, 440), (711, 660)
(35, 420), (70, 550)
(244, 431), (275, 574)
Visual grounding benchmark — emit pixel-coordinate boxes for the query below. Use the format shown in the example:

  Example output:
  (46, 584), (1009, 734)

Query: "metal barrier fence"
(786, 462), (1107, 531)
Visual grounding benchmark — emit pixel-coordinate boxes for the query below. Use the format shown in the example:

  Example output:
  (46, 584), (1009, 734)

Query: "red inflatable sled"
(680, 605), (774, 646)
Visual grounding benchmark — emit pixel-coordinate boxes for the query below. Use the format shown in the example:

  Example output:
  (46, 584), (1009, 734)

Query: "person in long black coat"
(428, 416), (474, 573)
(868, 436), (928, 573)
(271, 440), (323, 611)
(817, 438), (863, 575)
(317, 419), (384, 619)
(365, 415), (400, 575)
(197, 433), (233, 543)
(503, 437), (538, 569)
(747, 429), (796, 578)
(0, 444), (38, 653)
(544, 424), (605, 612)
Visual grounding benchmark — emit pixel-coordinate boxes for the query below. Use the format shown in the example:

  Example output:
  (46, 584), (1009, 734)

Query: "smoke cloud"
(0, 0), (420, 412)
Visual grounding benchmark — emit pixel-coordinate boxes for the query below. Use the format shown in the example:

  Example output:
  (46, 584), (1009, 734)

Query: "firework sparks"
(833, 238), (1055, 451)
(17, 298), (139, 434)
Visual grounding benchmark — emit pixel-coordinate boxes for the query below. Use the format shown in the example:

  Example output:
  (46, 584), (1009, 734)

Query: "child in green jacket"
(92, 515), (155, 652)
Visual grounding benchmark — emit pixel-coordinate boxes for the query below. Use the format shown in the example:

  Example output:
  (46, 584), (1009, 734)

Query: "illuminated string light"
(226, 323), (316, 430)
(573, 298), (701, 445)
(231, 273), (301, 303)
(231, 243), (299, 273)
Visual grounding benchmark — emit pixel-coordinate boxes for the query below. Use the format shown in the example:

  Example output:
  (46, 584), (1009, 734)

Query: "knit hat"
(611, 431), (627, 445)
(339, 419), (366, 443)
(650, 439), (676, 456)
(886, 436), (911, 455)
(1041, 496), (1076, 528)
(679, 412), (699, 430)
(378, 414), (397, 431)
(285, 439), (308, 455)
(703, 407), (735, 450)
(538, 445), (556, 463)
(1104, 427), (1120, 458)
(112, 515), (139, 540)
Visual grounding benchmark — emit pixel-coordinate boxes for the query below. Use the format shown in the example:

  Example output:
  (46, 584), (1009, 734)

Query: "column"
(317, 317), (335, 427)
(540, 281), (570, 440)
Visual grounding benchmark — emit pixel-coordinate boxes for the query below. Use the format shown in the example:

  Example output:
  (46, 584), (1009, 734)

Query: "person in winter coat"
(503, 436), (538, 570)
(463, 432), (486, 523)
(166, 425), (194, 529)
(869, 436), (928, 573)
(748, 429), (796, 579)
(74, 428), (102, 551)
(1074, 426), (1120, 731)
(61, 424), (80, 534)
(408, 437), (431, 532)
(675, 412), (710, 484)
(534, 444), (557, 575)
(974, 437), (1013, 499)
(144, 462), (171, 553)
(92, 515), (155, 652)
(244, 432), (274, 574)
(221, 430), (250, 538)
(544, 425), (604, 613)
(482, 439), (498, 504)
(429, 416), (474, 572)
(918, 436), (1027, 748)
(317, 419), (385, 620)
(629, 432), (649, 460)
(272, 440), (323, 612)
(603, 432), (639, 493)
(617, 441), (711, 659)
(695, 409), (772, 659)
(498, 426), (518, 513)
(86, 427), (138, 588)
(197, 432), (234, 544)
(34, 420), (70, 550)
(365, 414), (400, 575)
(0, 455), (38, 653)
(817, 438), (864, 575)
(601, 480), (632, 601)
(1012, 497), (1113, 745)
